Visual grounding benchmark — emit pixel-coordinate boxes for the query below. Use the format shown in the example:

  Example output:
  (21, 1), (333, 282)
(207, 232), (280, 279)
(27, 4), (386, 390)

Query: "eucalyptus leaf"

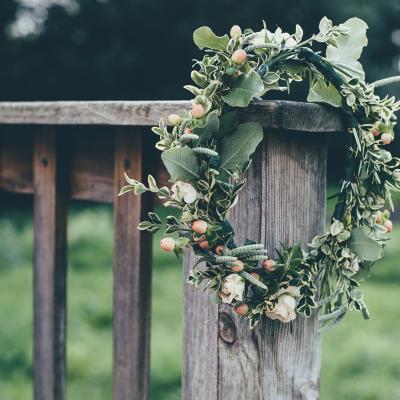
(348, 227), (382, 262)
(326, 17), (368, 76)
(193, 26), (229, 51)
(222, 71), (264, 107)
(219, 122), (263, 171)
(307, 79), (342, 107)
(161, 146), (201, 183)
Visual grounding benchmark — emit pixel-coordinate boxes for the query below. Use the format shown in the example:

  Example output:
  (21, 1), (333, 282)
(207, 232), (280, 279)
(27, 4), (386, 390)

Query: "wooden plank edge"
(0, 100), (345, 133)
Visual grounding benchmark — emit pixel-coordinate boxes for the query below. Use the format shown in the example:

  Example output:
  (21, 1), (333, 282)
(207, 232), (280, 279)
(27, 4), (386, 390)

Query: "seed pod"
(230, 25), (242, 38)
(192, 220), (208, 234)
(381, 133), (393, 145)
(231, 49), (247, 65)
(160, 237), (176, 252)
(234, 303), (249, 316)
(191, 103), (205, 119)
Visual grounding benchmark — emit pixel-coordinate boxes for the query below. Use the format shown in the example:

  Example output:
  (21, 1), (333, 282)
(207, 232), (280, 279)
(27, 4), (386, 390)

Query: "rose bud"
(215, 245), (225, 256)
(191, 103), (205, 119)
(231, 49), (247, 65)
(199, 240), (209, 250)
(381, 133), (393, 145)
(263, 259), (276, 273)
(231, 260), (244, 272)
(230, 25), (242, 38)
(160, 237), (176, 252)
(384, 220), (393, 232)
(370, 127), (380, 137)
(250, 272), (260, 280)
(191, 220), (208, 234)
(234, 303), (249, 316)
(167, 114), (181, 125)
(376, 211), (382, 224)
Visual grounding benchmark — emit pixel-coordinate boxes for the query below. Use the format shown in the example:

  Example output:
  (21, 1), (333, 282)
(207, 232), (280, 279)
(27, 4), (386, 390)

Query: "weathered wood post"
(184, 102), (342, 400)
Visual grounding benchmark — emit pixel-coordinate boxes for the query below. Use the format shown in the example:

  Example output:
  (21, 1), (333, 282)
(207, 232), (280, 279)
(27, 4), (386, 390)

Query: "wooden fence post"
(183, 129), (327, 399)
(112, 128), (154, 400)
(33, 128), (68, 400)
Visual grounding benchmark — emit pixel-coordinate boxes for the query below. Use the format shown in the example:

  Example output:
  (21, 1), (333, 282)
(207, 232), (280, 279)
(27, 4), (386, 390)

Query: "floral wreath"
(120, 17), (400, 330)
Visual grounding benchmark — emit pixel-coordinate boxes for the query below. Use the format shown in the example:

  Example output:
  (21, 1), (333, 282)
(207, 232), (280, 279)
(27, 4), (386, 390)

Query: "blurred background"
(0, 0), (400, 399)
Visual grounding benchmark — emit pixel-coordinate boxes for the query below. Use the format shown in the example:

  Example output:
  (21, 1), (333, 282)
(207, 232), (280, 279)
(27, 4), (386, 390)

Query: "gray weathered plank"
(33, 128), (68, 400)
(112, 128), (153, 400)
(183, 130), (326, 399)
(0, 100), (344, 132)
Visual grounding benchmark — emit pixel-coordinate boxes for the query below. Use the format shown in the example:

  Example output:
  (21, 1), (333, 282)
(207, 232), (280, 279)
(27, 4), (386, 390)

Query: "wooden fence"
(0, 100), (344, 400)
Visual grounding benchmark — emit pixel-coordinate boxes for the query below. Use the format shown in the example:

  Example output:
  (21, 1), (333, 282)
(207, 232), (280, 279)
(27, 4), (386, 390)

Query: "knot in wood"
(218, 312), (236, 344)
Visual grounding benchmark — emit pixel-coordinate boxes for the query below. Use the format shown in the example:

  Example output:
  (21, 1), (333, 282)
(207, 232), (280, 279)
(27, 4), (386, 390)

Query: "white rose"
(265, 286), (300, 323)
(219, 274), (245, 304)
(171, 181), (198, 204)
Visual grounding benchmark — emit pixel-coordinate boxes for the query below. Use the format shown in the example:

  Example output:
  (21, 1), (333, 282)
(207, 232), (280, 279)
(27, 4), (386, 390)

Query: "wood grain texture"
(0, 126), (169, 203)
(112, 128), (154, 400)
(0, 100), (344, 132)
(183, 130), (327, 400)
(33, 129), (68, 400)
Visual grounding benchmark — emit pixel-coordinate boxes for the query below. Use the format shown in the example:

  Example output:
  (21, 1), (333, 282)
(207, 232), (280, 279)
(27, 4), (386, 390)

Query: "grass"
(0, 201), (399, 399)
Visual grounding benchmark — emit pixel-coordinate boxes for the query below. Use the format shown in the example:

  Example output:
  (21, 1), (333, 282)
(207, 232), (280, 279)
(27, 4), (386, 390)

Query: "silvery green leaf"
(326, 17), (368, 77)
(222, 70), (264, 107)
(134, 183), (148, 195)
(307, 79), (342, 107)
(193, 26), (229, 51)
(263, 72), (280, 85)
(330, 219), (344, 236)
(348, 227), (382, 262)
(161, 146), (201, 183)
(118, 185), (135, 196)
(147, 175), (159, 192)
(319, 16), (333, 35)
(295, 24), (303, 42)
(219, 122), (263, 171)
(337, 230), (351, 242)
(346, 93), (356, 107)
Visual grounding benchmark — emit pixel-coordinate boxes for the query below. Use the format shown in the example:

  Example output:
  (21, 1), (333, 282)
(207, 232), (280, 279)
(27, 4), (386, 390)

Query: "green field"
(0, 203), (399, 399)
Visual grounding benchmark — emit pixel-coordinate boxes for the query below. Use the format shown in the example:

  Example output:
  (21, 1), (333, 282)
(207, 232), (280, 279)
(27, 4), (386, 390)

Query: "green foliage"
(161, 147), (201, 182)
(222, 71), (264, 107)
(219, 122), (263, 171)
(307, 79), (342, 107)
(193, 26), (229, 51)
(326, 17), (368, 74)
(348, 227), (382, 262)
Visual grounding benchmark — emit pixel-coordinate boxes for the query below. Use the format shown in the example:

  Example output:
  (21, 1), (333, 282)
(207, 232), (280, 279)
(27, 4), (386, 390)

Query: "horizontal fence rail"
(0, 100), (342, 400)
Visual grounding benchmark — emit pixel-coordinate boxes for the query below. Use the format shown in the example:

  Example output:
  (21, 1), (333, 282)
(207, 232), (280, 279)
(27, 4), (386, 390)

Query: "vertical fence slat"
(183, 130), (326, 400)
(33, 128), (68, 400)
(112, 128), (153, 400)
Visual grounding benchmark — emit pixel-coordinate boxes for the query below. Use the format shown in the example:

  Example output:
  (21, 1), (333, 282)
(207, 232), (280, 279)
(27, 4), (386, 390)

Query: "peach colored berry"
(167, 114), (181, 125)
(384, 220), (393, 232)
(231, 260), (244, 272)
(215, 245), (225, 256)
(231, 49), (247, 65)
(184, 128), (193, 134)
(191, 220), (208, 234)
(234, 303), (249, 316)
(381, 133), (393, 145)
(263, 259), (276, 273)
(191, 103), (205, 119)
(199, 240), (209, 250)
(371, 128), (380, 137)
(230, 25), (242, 38)
(160, 237), (176, 252)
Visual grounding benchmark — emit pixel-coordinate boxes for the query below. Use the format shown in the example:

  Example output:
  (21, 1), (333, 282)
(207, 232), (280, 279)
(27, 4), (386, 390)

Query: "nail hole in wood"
(41, 158), (48, 167)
